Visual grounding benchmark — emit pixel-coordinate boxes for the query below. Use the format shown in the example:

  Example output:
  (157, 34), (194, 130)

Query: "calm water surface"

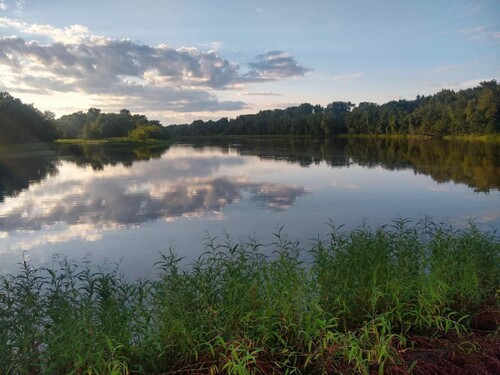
(1, 138), (499, 278)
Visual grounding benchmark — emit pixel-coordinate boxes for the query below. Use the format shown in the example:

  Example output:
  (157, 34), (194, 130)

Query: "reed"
(0, 219), (498, 374)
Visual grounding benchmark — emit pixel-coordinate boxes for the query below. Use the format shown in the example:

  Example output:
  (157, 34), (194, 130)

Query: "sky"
(0, 0), (499, 125)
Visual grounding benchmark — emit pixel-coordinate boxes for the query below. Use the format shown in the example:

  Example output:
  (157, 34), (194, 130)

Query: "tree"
(319, 101), (354, 136)
(128, 125), (168, 140)
(56, 111), (87, 138)
(0, 92), (58, 143)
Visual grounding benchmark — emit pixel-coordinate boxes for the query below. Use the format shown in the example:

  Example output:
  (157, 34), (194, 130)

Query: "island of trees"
(0, 80), (498, 143)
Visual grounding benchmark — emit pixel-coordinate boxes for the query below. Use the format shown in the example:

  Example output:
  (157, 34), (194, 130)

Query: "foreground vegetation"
(0, 220), (498, 374)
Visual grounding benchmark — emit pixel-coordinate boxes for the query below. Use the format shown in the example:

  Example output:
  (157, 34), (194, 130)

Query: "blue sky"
(0, 0), (498, 124)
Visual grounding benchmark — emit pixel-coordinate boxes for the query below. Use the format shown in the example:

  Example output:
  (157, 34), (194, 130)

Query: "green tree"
(0, 92), (58, 143)
(127, 125), (167, 140)
(56, 111), (87, 138)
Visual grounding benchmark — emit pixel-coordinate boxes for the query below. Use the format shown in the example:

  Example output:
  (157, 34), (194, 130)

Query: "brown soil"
(386, 306), (500, 375)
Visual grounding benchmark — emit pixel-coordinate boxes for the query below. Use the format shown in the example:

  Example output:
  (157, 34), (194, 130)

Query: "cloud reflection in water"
(0, 153), (307, 239)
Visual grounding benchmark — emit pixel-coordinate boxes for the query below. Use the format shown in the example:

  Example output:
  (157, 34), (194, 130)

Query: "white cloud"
(26, 23), (92, 44)
(461, 25), (500, 41)
(0, 17), (309, 116)
(435, 78), (499, 91)
(0, 0), (24, 12)
(247, 50), (310, 79)
(431, 66), (458, 74)
(209, 41), (223, 51)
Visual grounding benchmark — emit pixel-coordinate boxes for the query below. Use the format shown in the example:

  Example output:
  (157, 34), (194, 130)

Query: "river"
(0, 137), (498, 278)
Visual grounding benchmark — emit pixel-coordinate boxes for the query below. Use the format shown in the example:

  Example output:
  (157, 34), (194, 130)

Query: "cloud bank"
(0, 17), (310, 115)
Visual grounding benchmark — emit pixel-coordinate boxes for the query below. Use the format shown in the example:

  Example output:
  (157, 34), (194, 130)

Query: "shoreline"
(55, 137), (172, 146)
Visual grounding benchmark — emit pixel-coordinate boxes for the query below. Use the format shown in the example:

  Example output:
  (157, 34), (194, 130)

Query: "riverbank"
(3, 133), (497, 149)
(442, 134), (500, 143)
(339, 133), (500, 143)
(0, 220), (498, 374)
(174, 133), (500, 144)
(55, 137), (172, 146)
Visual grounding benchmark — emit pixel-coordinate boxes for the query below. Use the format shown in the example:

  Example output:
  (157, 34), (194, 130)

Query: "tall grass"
(0, 219), (498, 374)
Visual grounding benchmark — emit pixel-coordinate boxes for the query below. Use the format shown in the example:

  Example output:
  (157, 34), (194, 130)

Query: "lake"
(0, 137), (499, 278)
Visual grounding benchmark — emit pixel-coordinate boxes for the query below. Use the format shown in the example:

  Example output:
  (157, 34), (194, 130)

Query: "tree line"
(0, 92), (168, 143)
(167, 80), (499, 137)
(1, 80), (498, 143)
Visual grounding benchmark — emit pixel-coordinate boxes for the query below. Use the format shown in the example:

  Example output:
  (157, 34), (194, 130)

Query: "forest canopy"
(1, 81), (498, 144)
(167, 80), (500, 138)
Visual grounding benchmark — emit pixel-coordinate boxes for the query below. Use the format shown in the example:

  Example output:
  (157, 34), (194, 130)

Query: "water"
(1, 138), (499, 278)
